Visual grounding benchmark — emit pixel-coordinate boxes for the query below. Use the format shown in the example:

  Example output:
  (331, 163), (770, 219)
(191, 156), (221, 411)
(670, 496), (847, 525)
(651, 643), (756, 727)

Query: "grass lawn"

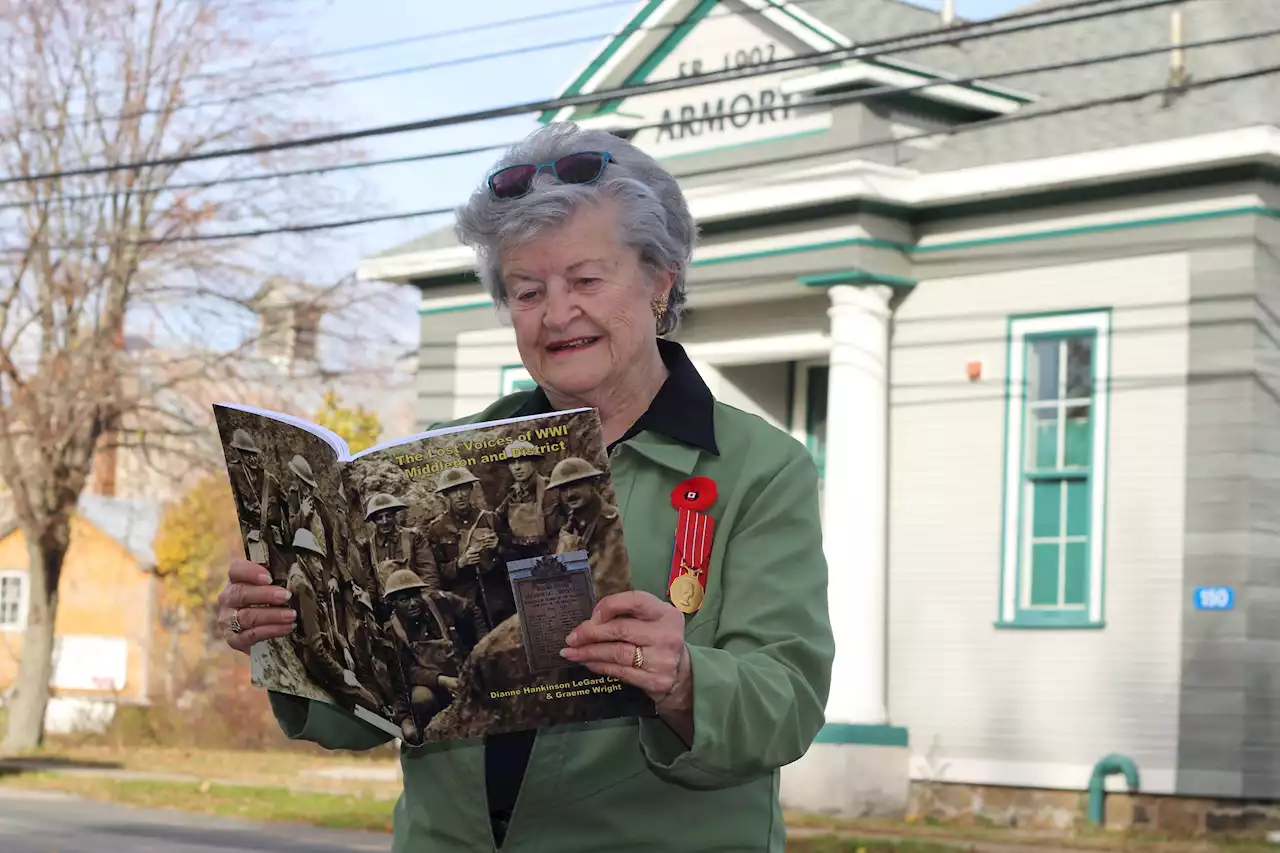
(10, 743), (403, 798)
(787, 838), (981, 853)
(0, 772), (397, 833)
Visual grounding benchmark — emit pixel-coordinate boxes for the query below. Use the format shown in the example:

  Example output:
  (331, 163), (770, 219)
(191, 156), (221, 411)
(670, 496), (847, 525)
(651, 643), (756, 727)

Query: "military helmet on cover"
(382, 568), (428, 599)
(364, 492), (408, 522)
(230, 429), (261, 454)
(504, 440), (542, 460)
(435, 466), (479, 493)
(292, 527), (326, 557)
(288, 454), (317, 488)
(548, 457), (604, 489)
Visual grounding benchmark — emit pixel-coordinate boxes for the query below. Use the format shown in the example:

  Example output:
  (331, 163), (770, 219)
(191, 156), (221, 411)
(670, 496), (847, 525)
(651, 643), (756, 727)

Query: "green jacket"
(269, 392), (834, 852)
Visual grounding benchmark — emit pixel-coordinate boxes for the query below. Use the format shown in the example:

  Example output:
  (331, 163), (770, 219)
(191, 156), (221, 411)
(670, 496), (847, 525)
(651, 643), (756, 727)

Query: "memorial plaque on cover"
(507, 551), (596, 674)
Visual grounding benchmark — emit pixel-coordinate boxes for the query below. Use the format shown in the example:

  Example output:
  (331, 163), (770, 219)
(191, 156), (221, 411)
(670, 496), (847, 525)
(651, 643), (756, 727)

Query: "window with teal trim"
(999, 311), (1110, 628)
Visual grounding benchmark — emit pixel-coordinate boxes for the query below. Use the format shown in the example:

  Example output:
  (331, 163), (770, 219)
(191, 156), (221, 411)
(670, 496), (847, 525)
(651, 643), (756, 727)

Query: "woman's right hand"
(219, 560), (296, 654)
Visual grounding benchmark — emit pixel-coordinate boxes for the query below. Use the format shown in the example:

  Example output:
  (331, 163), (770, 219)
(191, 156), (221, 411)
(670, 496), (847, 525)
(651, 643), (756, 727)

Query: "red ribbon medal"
(668, 476), (716, 614)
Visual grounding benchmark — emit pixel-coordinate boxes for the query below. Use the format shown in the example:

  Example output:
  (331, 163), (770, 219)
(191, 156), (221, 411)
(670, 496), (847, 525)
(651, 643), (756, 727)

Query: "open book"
(212, 402), (653, 745)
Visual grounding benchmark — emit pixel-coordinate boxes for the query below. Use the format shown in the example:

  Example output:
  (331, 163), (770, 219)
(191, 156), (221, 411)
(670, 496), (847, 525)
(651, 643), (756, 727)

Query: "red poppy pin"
(668, 476), (717, 614)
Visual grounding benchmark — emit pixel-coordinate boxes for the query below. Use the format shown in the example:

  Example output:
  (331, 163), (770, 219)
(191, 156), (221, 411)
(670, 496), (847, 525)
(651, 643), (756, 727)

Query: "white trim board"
(909, 755), (1176, 795)
(682, 331), (830, 366)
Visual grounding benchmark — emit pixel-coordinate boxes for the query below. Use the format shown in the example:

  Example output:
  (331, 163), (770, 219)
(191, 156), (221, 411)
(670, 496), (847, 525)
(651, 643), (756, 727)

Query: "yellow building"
(0, 493), (161, 734)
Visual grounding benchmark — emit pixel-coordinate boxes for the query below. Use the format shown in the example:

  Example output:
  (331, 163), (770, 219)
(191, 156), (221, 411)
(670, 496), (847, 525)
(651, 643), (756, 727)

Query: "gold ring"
(632, 645), (644, 669)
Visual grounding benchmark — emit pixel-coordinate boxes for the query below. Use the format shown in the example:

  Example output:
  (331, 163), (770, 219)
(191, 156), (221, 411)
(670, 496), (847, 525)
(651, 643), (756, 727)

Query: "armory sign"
(626, 13), (831, 157)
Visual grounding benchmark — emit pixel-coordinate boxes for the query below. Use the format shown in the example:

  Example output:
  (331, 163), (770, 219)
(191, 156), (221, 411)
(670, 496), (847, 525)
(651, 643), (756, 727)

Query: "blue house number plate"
(1194, 586), (1235, 611)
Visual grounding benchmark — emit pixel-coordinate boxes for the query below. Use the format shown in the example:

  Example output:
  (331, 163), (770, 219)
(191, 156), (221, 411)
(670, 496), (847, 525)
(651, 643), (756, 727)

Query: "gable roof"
(77, 493), (164, 567)
(0, 492), (163, 568)
(537, 0), (1025, 126)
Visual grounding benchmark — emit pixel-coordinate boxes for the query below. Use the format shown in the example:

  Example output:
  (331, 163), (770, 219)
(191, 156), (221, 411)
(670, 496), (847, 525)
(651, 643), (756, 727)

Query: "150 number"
(1194, 586), (1234, 610)
(678, 44), (777, 78)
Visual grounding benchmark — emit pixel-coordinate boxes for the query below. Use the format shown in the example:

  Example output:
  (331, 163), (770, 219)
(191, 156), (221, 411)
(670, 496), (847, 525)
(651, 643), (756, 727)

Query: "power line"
(196, 0), (642, 75)
(12, 59), (1279, 252)
(6, 20), (1274, 212)
(33, 0), (843, 133)
(0, 0), (1181, 186)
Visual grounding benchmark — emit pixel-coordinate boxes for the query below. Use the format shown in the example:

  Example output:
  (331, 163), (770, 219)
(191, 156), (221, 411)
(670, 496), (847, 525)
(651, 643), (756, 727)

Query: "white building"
(357, 0), (1280, 829)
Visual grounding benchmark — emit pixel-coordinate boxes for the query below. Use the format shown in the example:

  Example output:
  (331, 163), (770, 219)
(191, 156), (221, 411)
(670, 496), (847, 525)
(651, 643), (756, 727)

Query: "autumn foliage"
(311, 389), (383, 454)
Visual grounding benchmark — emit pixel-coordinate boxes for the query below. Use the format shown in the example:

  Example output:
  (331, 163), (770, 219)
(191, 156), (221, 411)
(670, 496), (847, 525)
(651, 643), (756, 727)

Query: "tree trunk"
(162, 608), (188, 704)
(0, 533), (66, 753)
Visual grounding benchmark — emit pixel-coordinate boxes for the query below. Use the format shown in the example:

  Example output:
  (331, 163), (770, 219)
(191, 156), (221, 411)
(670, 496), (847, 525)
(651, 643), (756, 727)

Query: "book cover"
(211, 403), (654, 745)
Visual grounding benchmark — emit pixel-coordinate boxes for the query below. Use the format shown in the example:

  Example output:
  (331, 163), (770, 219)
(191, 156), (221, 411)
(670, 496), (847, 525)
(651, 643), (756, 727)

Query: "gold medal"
(669, 569), (704, 614)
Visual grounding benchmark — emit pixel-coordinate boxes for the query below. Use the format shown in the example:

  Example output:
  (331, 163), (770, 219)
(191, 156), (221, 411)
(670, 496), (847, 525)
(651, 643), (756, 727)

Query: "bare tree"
(0, 0), (406, 750)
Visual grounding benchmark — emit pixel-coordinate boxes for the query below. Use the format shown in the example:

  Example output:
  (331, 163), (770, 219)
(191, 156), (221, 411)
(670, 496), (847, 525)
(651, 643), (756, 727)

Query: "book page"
(212, 404), (398, 731)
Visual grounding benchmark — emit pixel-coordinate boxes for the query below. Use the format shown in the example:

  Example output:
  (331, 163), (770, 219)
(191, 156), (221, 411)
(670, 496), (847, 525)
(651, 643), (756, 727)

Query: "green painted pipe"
(1087, 753), (1140, 826)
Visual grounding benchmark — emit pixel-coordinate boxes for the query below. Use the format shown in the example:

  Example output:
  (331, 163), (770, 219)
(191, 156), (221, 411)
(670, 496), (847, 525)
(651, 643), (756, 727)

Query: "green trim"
(916, 205), (1272, 254)
(799, 269), (916, 288)
(411, 201), (1279, 291)
(697, 199), (907, 238)
(917, 164), (1280, 222)
(418, 299), (490, 316)
(701, 206), (1278, 268)
(814, 723), (909, 747)
(499, 364), (536, 395)
(804, 364), (828, 478)
(692, 236), (901, 268)
(998, 309), (1112, 630)
(537, 0), (666, 124)
(994, 618), (1107, 630)
(593, 0), (719, 119)
(657, 128), (830, 163)
(784, 360), (796, 441)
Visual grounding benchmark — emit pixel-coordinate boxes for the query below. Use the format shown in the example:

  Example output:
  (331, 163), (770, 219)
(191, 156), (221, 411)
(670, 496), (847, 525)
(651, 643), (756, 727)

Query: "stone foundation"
(909, 781), (1280, 838)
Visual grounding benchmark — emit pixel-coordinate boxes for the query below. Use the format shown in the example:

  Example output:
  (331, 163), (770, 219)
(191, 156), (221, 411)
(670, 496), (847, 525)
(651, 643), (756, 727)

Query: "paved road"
(0, 786), (392, 852)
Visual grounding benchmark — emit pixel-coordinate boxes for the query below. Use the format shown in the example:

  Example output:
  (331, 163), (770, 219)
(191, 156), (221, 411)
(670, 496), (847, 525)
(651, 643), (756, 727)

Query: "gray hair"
(452, 122), (697, 336)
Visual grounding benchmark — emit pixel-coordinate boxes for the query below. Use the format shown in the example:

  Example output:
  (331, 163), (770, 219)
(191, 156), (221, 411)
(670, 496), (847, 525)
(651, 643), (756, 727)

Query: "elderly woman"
(217, 122), (834, 852)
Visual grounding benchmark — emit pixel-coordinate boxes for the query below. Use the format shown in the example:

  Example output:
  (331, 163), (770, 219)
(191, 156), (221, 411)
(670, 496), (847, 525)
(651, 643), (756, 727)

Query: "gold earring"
(651, 293), (669, 322)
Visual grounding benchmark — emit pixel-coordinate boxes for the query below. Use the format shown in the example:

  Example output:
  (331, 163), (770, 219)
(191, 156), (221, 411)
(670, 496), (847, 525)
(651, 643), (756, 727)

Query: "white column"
(822, 284), (893, 725)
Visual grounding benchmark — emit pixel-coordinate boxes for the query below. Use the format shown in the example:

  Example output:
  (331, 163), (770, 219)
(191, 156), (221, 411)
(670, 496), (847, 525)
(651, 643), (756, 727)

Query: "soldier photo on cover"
(381, 565), (485, 743)
(225, 428), (290, 585)
(428, 467), (511, 634)
(286, 527), (382, 713)
(493, 440), (562, 563)
(548, 457), (628, 594)
(365, 491), (439, 591)
(286, 453), (334, 564)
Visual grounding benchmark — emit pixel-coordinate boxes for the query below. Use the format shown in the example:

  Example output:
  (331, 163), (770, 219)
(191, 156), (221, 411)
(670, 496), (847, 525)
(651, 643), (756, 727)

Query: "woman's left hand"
(561, 591), (693, 730)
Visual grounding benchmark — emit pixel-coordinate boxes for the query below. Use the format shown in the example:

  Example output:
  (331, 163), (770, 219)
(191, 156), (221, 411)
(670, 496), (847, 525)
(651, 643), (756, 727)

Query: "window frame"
(998, 309), (1111, 629)
(499, 364), (537, 396)
(0, 570), (29, 632)
(788, 360), (828, 478)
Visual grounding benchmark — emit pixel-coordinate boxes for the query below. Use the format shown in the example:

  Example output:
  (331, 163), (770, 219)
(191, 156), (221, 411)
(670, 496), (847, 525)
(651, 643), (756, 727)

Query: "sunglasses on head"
(487, 150), (615, 199)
